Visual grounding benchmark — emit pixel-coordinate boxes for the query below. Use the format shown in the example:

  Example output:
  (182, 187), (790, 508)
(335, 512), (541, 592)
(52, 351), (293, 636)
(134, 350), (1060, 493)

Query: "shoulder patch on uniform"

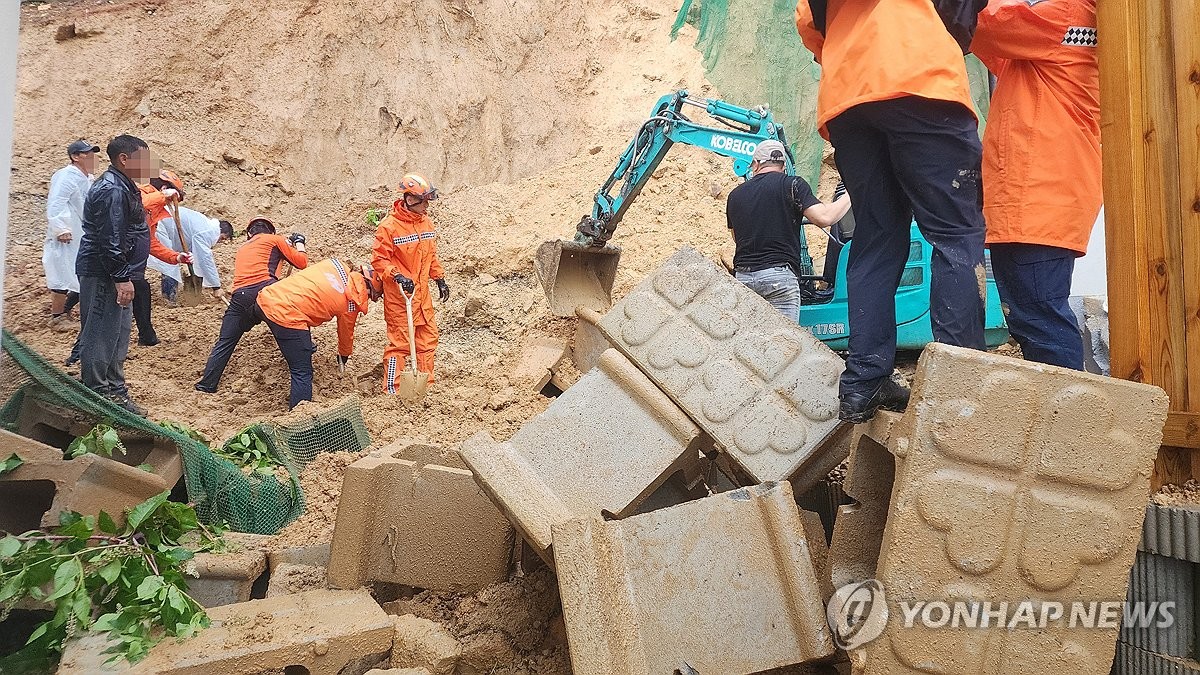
(1062, 26), (1097, 47)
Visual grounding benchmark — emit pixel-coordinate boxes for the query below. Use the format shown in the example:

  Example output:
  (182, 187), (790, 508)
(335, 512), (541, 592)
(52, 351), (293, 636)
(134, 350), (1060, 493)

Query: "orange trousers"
(383, 314), (438, 392)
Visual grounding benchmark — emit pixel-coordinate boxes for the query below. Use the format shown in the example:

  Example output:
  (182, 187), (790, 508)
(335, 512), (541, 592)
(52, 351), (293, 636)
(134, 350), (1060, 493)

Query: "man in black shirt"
(75, 135), (155, 416)
(727, 140), (850, 321)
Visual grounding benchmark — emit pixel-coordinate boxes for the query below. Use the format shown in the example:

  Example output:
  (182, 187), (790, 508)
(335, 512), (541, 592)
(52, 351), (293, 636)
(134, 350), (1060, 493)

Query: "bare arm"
(803, 194), (851, 229)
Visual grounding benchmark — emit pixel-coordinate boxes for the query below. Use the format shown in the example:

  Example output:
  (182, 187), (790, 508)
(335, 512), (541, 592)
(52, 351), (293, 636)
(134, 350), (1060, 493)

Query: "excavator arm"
(536, 90), (804, 317)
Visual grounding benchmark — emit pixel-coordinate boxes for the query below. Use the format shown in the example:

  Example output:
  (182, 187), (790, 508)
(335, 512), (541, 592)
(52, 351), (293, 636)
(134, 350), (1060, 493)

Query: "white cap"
(752, 140), (787, 164)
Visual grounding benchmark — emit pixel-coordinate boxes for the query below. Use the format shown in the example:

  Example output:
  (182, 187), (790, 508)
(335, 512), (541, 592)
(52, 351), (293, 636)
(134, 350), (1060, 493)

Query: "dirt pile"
(1152, 480), (1200, 507)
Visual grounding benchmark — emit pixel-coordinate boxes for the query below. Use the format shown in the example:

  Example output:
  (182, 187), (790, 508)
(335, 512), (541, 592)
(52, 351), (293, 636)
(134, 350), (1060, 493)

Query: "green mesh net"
(249, 395), (372, 471)
(0, 330), (303, 534)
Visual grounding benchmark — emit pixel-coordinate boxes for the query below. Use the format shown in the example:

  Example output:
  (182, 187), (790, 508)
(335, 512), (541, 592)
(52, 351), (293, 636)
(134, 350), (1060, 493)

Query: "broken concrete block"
(392, 614), (462, 675)
(327, 442), (513, 592)
(59, 589), (392, 674)
(854, 343), (1168, 675)
(268, 541), (332, 570)
(385, 437), (466, 470)
(459, 348), (708, 558)
(0, 428), (63, 462)
(553, 482), (834, 674)
(573, 306), (610, 373)
(187, 538), (268, 608)
(827, 412), (899, 590)
(510, 336), (569, 391)
(597, 247), (845, 487)
(0, 452), (169, 532)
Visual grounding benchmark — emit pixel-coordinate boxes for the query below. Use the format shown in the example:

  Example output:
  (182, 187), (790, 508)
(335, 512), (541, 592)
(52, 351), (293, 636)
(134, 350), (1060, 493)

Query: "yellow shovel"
(396, 286), (429, 401)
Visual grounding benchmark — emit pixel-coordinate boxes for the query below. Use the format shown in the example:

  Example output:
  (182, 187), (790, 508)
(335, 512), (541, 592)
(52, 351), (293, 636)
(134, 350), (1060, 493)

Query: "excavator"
(534, 90), (1009, 351)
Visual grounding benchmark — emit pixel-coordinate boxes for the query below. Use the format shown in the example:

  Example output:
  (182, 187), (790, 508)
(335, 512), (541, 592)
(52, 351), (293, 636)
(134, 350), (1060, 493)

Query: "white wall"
(0, 3), (17, 331)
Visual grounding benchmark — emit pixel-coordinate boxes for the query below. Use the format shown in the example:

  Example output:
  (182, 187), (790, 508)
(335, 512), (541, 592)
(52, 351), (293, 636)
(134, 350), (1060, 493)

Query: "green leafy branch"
(215, 426), (284, 477)
(0, 493), (226, 670)
(66, 424), (124, 460)
(366, 207), (386, 226)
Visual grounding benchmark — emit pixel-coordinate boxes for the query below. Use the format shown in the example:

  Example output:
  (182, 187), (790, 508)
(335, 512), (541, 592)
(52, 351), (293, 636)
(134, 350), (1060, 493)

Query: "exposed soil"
(1152, 480), (1200, 507)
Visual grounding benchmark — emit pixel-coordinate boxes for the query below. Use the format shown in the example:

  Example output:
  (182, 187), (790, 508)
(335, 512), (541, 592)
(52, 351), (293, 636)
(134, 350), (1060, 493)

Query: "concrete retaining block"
(853, 343), (1168, 675)
(327, 442), (513, 592)
(1114, 642), (1200, 675)
(553, 482), (834, 674)
(366, 669), (433, 675)
(266, 563), (329, 597)
(573, 306), (610, 373)
(0, 451), (169, 532)
(459, 348), (708, 559)
(1121, 550), (1198, 660)
(187, 534), (269, 608)
(392, 614), (462, 675)
(58, 589), (394, 674)
(1142, 503), (1200, 563)
(597, 247), (846, 488)
(510, 336), (570, 392)
(827, 413), (899, 590)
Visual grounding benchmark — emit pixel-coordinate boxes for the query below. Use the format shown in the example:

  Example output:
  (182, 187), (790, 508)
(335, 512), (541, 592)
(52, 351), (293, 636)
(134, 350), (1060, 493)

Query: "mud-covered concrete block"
(854, 343), (1168, 675)
(266, 563), (329, 597)
(0, 452), (169, 532)
(59, 589), (393, 674)
(0, 428), (63, 462)
(510, 336), (569, 391)
(553, 482), (834, 674)
(268, 541), (332, 570)
(392, 614), (462, 675)
(187, 538), (269, 608)
(459, 349), (708, 558)
(827, 412), (898, 590)
(598, 247), (845, 485)
(573, 306), (610, 373)
(327, 443), (513, 592)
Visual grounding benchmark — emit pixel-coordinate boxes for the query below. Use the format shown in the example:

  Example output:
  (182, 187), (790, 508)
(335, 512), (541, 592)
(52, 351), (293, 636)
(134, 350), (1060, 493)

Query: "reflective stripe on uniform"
(386, 356), (398, 394)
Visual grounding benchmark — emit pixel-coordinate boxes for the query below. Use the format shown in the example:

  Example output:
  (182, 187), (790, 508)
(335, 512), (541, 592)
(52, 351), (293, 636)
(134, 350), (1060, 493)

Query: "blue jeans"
(78, 275), (132, 398)
(828, 97), (986, 396)
(161, 276), (179, 301)
(736, 266), (800, 321)
(989, 243), (1082, 370)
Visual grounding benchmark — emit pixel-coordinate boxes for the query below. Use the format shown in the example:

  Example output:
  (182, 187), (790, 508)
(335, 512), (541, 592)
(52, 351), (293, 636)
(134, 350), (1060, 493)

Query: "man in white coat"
(148, 206), (234, 302)
(43, 139), (98, 330)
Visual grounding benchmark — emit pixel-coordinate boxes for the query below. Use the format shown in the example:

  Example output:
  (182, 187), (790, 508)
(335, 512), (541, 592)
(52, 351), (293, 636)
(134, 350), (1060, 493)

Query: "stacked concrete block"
(459, 348), (708, 558)
(553, 482), (834, 674)
(573, 306), (610, 373)
(186, 533), (270, 608)
(1142, 502), (1200, 563)
(510, 336), (570, 392)
(11, 396), (183, 487)
(58, 589), (394, 674)
(328, 441), (514, 592)
(392, 614), (462, 675)
(847, 343), (1167, 675)
(597, 247), (846, 491)
(1113, 642), (1200, 674)
(0, 431), (170, 532)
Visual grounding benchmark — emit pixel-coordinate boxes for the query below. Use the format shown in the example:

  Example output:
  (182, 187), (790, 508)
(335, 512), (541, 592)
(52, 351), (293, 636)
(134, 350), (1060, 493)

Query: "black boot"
(839, 377), (910, 424)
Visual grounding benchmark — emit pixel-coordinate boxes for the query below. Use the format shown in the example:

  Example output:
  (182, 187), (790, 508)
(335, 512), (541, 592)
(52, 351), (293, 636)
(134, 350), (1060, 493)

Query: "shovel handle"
(399, 286), (419, 373)
(167, 202), (198, 277)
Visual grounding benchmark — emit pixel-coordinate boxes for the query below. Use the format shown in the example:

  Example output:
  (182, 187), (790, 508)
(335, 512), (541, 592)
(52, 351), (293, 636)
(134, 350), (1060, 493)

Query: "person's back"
(257, 259), (361, 329)
(232, 233), (308, 291)
(728, 172), (809, 274)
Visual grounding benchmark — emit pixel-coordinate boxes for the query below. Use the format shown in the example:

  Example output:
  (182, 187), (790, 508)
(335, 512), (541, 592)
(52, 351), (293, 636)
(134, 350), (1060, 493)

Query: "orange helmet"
(158, 169), (185, 192)
(359, 264), (383, 302)
(399, 174), (438, 202)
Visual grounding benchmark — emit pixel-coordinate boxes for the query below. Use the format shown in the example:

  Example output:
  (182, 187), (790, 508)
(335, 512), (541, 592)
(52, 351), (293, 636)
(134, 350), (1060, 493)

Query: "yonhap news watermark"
(828, 579), (1176, 651)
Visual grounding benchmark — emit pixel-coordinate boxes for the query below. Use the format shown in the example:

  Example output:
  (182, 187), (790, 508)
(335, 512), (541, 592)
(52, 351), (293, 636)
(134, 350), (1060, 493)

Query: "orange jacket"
(795, 0), (976, 137)
(371, 202), (445, 326)
(138, 185), (184, 264)
(256, 259), (369, 357)
(972, 0), (1100, 255)
(231, 233), (309, 291)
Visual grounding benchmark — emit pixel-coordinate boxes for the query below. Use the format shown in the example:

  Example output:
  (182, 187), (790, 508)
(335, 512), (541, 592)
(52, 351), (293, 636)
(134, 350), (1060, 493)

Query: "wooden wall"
(1098, 0), (1200, 487)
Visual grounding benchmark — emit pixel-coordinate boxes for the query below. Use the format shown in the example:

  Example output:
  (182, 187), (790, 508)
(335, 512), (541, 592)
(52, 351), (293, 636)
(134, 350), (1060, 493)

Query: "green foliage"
(159, 421), (211, 447)
(0, 492), (225, 670)
(0, 453), (23, 476)
(66, 424), (124, 460)
(216, 426), (283, 477)
(365, 207), (387, 227)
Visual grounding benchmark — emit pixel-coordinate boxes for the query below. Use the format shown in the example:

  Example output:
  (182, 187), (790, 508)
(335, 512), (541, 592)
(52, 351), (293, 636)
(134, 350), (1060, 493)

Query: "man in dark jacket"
(75, 135), (155, 415)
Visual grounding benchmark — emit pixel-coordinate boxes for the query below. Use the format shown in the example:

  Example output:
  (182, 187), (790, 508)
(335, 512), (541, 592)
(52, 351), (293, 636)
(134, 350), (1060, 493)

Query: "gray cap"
(752, 139), (787, 164)
(67, 139), (100, 156)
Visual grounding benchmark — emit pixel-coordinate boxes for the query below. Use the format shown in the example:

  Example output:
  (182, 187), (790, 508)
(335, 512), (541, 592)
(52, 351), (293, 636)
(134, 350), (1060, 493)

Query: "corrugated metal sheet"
(1142, 504), (1200, 563)
(1121, 551), (1197, 658)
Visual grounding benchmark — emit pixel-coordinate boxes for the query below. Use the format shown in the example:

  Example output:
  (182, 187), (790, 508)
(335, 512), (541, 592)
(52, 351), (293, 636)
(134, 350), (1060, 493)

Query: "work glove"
(337, 354), (350, 374)
(287, 233), (306, 246)
(177, 252), (194, 265)
(394, 274), (415, 294)
(833, 181), (847, 201)
(435, 279), (450, 302)
(161, 188), (179, 202)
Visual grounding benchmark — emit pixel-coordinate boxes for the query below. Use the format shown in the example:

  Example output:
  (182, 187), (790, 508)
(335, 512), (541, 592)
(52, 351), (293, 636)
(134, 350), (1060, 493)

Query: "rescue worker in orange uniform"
(134, 169), (192, 346)
(254, 259), (381, 409)
(195, 217), (309, 393)
(971, 0), (1099, 370)
(796, 0), (988, 423)
(371, 174), (449, 393)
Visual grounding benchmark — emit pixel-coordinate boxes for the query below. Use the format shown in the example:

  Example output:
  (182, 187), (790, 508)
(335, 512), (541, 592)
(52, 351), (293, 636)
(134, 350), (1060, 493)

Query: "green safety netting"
(0, 330), (303, 534)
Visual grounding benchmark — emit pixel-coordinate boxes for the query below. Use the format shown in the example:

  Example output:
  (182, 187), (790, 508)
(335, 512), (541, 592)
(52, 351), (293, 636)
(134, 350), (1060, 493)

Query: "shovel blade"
(534, 239), (621, 317)
(397, 370), (429, 401)
(178, 275), (207, 307)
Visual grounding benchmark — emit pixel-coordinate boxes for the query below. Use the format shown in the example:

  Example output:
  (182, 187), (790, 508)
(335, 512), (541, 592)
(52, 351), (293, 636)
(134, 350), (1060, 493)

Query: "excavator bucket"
(534, 240), (621, 317)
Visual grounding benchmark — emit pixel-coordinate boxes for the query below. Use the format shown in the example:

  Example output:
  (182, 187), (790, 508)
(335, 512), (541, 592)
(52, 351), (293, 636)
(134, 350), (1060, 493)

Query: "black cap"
(67, 140), (100, 156)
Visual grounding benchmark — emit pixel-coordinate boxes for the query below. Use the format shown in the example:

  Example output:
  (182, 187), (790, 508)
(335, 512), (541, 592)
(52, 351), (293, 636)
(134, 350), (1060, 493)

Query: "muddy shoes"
(839, 377), (910, 424)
